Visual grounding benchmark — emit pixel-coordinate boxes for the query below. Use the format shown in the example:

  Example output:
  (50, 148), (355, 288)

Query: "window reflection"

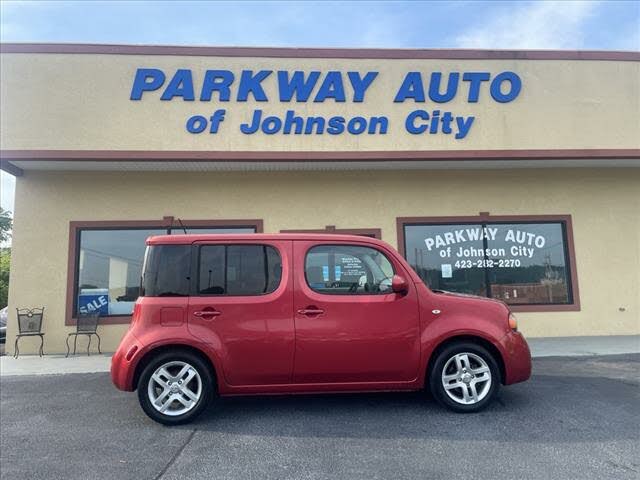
(77, 229), (164, 316)
(403, 222), (572, 305)
(75, 226), (258, 316)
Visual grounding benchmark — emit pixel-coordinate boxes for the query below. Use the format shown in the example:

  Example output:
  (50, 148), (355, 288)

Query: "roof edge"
(1, 42), (639, 61)
(2, 149), (639, 162)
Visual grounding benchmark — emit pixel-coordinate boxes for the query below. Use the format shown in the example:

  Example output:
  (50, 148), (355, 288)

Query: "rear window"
(141, 245), (191, 297)
(198, 244), (282, 296)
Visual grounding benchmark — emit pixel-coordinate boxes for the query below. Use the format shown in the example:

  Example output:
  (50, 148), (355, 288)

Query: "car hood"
(432, 289), (508, 308)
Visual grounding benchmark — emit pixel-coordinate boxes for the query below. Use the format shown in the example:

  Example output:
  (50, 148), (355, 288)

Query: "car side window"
(305, 245), (394, 295)
(198, 244), (282, 295)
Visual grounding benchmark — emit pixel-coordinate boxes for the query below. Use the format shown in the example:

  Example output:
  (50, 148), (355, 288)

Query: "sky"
(1, 0), (639, 217)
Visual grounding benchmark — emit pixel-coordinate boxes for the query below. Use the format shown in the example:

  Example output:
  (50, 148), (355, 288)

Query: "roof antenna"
(177, 218), (188, 234)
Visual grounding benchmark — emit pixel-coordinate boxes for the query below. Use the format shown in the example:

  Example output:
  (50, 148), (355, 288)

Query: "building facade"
(1, 44), (639, 355)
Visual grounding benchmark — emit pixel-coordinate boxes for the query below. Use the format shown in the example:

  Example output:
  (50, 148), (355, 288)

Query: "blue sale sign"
(78, 289), (109, 315)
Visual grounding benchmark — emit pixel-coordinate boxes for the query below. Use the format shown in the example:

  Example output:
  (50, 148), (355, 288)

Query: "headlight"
(508, 312), (518, 331)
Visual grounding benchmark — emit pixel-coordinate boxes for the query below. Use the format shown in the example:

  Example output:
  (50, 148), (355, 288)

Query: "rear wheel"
(137, 350), (214, 425)
(429, 342), (500, 413)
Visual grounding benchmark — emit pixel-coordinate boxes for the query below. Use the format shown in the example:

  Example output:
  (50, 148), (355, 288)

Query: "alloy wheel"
(441, 352), (492, 405)
(147, 360), (203, 416)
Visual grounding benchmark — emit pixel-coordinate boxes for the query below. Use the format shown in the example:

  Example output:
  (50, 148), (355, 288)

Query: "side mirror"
(391, 275), (409, 295)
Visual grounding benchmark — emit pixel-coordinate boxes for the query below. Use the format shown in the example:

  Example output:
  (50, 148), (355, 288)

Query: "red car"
(111, 234), (531, 425)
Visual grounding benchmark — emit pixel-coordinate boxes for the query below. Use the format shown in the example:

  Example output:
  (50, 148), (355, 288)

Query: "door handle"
(297, 308), (324, 316)
(193, 310), (221, 318)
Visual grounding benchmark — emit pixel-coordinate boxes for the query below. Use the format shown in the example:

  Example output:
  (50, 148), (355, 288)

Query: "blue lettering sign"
(237, 70), (272, 102)
(406, 110), (429, 134)
(186, 115), (208, 133)
(130, 68), (165, 100)
(278, 71), (321, 102)
(348, 72), (378, 102)
(200, 70), (235, 101)
(490, 71), (522, 103)
(394, 72), (425, 103)
(405, 110), (475, 139)
(128, 67), (522, 140)
(462, 72), (491, 102)
(161, 69), (195, 101)
(429, 72), (459, 103)
(314, 71), (346, 102)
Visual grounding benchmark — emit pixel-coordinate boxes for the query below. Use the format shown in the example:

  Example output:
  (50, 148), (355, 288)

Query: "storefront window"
(402, 219), (575, 306)
(77, 229), (164, 316)
(73, 224), (258, 318)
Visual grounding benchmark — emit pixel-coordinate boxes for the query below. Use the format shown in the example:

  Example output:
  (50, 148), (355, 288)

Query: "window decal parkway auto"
(424, 227), (547, 261)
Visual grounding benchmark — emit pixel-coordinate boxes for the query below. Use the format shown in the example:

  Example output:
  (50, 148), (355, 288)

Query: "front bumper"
(500, 330), (532, 385)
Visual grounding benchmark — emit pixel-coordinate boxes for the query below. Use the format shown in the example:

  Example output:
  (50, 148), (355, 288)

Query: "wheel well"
(132, 344), (217, 391)
(426, 335), (506, 384)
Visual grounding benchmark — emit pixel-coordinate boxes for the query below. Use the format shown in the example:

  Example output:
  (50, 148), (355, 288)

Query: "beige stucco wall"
(1, 53), (639, 152)
(5, 167), (640, 355)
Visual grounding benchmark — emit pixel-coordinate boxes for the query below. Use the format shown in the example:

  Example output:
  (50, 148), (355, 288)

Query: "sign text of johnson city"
(130, 69), (522, 140)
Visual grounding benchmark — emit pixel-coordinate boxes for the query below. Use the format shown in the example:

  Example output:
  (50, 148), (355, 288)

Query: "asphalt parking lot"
(1, 354), (638, 480)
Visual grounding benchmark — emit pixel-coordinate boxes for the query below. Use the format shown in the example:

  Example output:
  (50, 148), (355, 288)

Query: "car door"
(187, 240), (294, 386)
(292, 240), (421, 384)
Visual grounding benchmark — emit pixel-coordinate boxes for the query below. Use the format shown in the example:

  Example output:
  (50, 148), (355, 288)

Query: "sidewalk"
(528, 335), (640, 357)
(0, 336), (638, 376)
(1, 353), (112, 376)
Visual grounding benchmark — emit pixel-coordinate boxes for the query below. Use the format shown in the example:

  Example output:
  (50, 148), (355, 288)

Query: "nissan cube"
(111, 234), (531, 425)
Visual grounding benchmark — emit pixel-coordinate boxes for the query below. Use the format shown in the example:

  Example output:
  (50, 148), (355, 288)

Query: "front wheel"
(137, 350), (214, 425)
(429, 342), (500, 413)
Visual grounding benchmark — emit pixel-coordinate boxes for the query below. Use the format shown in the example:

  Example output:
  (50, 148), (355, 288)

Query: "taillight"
(508, 312), (518, 331)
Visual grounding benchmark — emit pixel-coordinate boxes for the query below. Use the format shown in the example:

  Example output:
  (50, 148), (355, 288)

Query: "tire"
(429, 342), (500, 413)
(137, 349), (215, 425)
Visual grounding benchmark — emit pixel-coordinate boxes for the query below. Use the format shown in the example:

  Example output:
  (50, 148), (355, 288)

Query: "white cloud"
(455, 0), (599, 49)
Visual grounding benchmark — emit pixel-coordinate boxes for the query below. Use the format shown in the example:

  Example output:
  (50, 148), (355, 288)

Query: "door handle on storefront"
(297, 308), (324, 316)
(193, 310), (221, 319)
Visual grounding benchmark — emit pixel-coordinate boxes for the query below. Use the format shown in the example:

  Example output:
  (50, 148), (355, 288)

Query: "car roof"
(146, 233), (388, 246)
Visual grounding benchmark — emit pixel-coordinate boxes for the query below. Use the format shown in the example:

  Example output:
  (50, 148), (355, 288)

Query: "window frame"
(194, 243), (283, 297)
(66, 218), (263, 325)
(303, 243), (396, 296)
(396, 214), (580, 312)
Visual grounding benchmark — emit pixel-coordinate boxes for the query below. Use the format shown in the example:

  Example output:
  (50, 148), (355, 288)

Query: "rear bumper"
(500, 330), (532, 385)
(110, 329), (143, 391)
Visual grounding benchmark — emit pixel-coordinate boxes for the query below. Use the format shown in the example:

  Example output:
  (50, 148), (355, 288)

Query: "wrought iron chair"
(14, 307), (45, 358)
(66, 312), (102, 357)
